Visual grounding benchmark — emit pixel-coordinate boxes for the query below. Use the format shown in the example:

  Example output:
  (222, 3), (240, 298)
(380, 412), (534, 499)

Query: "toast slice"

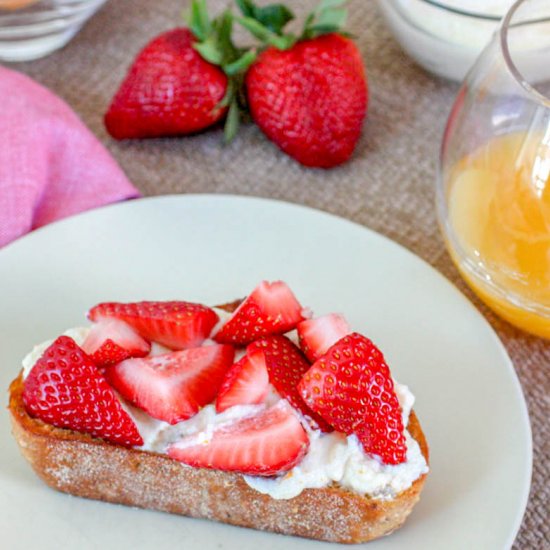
(9, 371), (428, 544)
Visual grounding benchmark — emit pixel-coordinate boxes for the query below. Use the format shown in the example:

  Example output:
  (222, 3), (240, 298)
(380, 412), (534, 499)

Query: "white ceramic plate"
(0, 195), (531, 550)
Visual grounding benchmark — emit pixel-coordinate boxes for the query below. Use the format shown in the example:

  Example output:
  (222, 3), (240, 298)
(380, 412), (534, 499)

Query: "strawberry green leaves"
(234, 0), (349, 49)
(189, 3), (256, 72)
(302, 0), (349, 40)
(236, 0), (294, 34)
(235, 0), (297, 50)
(186, 0), (257, 142)
(187, 0), (214, 42)
(236, 16), (296, 50)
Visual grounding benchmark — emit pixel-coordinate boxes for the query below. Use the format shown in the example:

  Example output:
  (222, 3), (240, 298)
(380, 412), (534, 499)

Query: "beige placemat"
(12, 0), (549, 547)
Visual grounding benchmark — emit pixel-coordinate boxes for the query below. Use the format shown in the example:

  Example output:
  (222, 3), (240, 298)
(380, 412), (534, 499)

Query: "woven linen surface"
(13, 0), (548, 547)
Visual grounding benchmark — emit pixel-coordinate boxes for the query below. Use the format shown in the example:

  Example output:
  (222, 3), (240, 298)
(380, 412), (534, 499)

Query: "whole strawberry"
(105, 1), (256, 141)
(105, 28), (227, 139)
(238, 0), (368, 168)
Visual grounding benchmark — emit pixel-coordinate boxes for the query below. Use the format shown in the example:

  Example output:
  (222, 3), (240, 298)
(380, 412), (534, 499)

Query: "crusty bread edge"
(9, 373), (429, 544)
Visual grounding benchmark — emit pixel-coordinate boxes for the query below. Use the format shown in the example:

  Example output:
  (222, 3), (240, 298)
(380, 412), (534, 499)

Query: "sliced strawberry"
(214, 281), (304, 345)
(105, 345), (234, 424)
(82, 318), (151, 367)
(298, 333), (406, 465)
(297, 313), (350, 363)
(215, 349), (269, 413)
(88, 301), (219, 350)
(168, 401), (308, 475)
(23, 336), (143, 447)
(249, 335), (332, 432)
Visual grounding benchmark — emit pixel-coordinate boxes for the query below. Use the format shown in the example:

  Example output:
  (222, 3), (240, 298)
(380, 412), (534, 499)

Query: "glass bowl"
(437, 0), (550, 337)
(375, 0), (509, 81)
(0, 0), (107, 62)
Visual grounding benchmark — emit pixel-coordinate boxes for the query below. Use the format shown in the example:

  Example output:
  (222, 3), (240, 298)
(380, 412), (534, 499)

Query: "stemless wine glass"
(437, 0), (550, 338)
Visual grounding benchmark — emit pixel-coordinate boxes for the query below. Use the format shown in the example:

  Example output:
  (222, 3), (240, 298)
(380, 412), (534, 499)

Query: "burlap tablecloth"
(12, 0), (548, 547)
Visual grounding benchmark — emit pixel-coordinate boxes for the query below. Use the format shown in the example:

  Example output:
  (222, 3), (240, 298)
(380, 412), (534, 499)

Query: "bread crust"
(9, 372), (428, 543)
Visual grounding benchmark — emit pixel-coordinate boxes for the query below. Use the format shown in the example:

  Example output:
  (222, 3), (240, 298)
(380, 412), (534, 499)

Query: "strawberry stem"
(186, 0), (257, 143)
(235, 16), (296, 50)
(234, 0), (349, 50)
(302, 0), (348, 39)
(235, 0), (294, 34)
(224, 96), (241, 143)
(224, 49), (257, 76)
(186, 1), (257, 77)
(187, 0), (212, 41)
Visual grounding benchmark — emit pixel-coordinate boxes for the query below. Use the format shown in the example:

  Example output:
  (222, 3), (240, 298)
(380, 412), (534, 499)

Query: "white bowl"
(0, 0), (107, 62)
(376, 0), (507, 81)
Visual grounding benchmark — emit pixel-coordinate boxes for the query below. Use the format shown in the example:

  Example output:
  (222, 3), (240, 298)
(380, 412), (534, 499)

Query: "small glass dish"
(437, 0), (550, 337)
(376, 0), (507, 82)
(0, 0), (107, 62)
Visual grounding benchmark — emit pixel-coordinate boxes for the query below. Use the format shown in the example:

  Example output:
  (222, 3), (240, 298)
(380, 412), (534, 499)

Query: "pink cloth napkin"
(0, 66), (140, 248)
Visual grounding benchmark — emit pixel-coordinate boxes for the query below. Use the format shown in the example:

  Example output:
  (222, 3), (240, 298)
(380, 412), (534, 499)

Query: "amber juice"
(447, 131), (550, 337)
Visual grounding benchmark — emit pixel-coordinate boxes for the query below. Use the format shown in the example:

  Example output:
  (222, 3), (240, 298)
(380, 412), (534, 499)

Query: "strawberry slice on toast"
(168, 401), (309, 475)
(214, 281), (304, 345)
(82, 318), (151, 367)
(23, 336), (143, 447)
(105, 345), (234, 424)
(297, 313), (350, 363)
(88, 301), (219, 350)
(215, 349), (269, 413)
(298, 333), (406, 465)
(249, 335), (333, 432)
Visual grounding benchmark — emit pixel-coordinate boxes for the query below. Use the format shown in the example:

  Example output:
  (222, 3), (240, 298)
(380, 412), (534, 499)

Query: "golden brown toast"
(9, 372), (428, 544)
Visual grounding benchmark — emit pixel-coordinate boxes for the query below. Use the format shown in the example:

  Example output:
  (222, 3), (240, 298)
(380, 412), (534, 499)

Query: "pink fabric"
(0, 66), (140, 248)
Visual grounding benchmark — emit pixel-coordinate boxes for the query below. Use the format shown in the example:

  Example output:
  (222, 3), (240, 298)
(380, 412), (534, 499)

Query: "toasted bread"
(9, 372), (428, 544)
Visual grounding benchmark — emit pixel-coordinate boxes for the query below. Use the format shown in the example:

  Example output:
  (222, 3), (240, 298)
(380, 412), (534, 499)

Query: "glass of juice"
(437, 0), (550, 338)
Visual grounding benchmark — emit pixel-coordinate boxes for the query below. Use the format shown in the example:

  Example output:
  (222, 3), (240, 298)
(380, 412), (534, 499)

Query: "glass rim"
(500, 0), (550, 107)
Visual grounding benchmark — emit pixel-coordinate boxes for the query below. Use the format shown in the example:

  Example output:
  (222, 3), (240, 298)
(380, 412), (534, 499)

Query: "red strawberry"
(249, 335), (332, 432)
(168, 401), (308, 475)
(298, 333), (406, 464)
(88, 301), (219, 350)
(105, 345), (234, 424)
(215, 349), (269, 413)
(297, 313), (350, 363)
(214, 281), (304, 345)
(23, 336), (143, 447)
(82, 318), (150, 367)
(105, 28), (228, 140)
(245, 33), (367, 168)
